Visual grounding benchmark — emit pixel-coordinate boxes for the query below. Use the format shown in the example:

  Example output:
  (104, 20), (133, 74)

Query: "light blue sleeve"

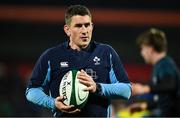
(26, 87), (56, 110)
(98, 52), (131, 100)
(100, 83), (131, 99)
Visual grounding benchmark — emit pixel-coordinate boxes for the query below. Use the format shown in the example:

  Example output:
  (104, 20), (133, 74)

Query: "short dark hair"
(136, 28), (167, 52)
(65, 5), (92, 25)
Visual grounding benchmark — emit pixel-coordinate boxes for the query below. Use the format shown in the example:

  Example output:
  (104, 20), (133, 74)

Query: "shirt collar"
(64, 40), (95, 52)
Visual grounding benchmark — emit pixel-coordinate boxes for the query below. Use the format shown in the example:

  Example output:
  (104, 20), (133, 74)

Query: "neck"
(69, 42), (80, 51)
(152, 52), (166, 65)
(69, 41), (87, 51)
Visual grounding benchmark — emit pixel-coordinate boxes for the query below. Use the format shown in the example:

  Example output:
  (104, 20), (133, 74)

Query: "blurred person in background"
(25, 5), (131, 117)
(133, 28), (180, 117)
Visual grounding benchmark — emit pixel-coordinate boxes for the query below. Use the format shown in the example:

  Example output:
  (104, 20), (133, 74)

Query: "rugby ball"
(59, 70), (89, 108)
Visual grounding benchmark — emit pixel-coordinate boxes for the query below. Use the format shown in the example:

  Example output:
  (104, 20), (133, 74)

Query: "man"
(133, 28), (180, 116)
(25, 5), (131, 117)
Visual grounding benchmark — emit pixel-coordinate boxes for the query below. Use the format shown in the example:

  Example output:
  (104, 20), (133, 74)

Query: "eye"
(84, 23), (90, 27)
(75, 24), (83, 28)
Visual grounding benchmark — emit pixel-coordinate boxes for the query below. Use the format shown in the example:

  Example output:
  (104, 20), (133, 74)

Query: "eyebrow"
(74, 22), (91, 27)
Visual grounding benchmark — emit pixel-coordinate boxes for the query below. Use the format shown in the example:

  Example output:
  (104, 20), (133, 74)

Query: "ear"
(91, 22), (94, 30)
(64, 24), (70, 37)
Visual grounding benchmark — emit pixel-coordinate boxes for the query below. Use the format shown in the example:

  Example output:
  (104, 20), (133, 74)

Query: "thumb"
(56, 96), (64, 101)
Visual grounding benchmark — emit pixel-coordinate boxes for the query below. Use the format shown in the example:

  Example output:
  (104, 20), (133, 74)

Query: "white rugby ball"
(59, 70), (89, 108)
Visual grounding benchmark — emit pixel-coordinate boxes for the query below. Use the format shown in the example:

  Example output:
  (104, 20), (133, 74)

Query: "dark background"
(0, 0), (180, 116)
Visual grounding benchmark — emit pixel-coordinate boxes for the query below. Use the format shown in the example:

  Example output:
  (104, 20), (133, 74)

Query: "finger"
(56, 96), (64, 101)
(61, 105), (74, 110)
(80, 69), (86, 73)
(61, 109), (69, 113)
(77, 75), (88, 80)
(83, 86), (93, 91)
(78, 74), (92, 81)
(61, 108), (80, 114)
(81, 69), (89, 76)
(68, 109), (81, 114)
(78, 71), (88, 77)
(78, 79), (91, 86)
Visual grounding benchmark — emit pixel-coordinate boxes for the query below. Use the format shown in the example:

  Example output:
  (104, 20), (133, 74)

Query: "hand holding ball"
(59, 70), (89, 109)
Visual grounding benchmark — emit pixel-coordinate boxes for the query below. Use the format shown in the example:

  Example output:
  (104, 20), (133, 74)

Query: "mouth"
(80, 36), (88, 41)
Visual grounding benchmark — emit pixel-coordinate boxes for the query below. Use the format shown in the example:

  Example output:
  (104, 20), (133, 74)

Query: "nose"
(81, 25), (88, 34)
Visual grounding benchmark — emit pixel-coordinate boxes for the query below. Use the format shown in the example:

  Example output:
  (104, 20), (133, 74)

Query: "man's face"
(140, 44), (153, 64)
(64, 15), (93, 49)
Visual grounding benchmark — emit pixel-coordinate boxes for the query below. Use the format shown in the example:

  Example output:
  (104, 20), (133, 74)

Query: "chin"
(81, 44), (88, 48)
(82, 42), (89, 46)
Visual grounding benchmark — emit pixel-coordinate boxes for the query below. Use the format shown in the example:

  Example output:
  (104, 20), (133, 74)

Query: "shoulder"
(49, 43), (65, 52)
(39, 43), (65, 59)
(158, 56), (175, 69)
(94, 42), (121, 60)
(155, 56), (177, 75)
(95, 42), (115, 52)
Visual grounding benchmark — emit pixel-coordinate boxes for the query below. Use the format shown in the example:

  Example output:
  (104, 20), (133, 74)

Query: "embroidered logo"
(93, 56), (100, 65)
(60, 62), (69, 67)
(85, 68), (98, 80)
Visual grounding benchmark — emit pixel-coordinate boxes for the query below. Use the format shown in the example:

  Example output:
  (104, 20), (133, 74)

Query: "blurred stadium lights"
(0, 5), (180, 27)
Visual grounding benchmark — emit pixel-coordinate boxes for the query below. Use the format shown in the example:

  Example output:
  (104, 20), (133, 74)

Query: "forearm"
(99, 83), (131, 99)
(26, 87), (56, 110)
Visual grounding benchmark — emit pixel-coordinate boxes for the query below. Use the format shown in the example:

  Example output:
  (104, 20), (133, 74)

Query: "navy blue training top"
(149, 56), (180, 116)
(26, 41), (131, 117)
